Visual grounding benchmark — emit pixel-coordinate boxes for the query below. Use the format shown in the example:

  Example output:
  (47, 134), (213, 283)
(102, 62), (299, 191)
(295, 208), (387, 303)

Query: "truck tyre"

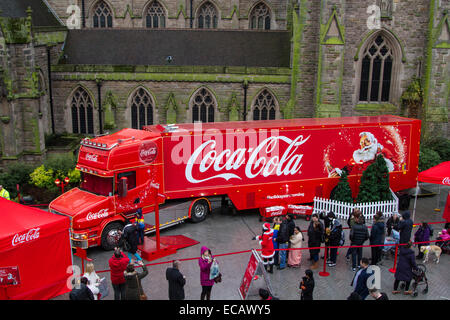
(101, 222), (123, 251)
(190, 199), (209, 223)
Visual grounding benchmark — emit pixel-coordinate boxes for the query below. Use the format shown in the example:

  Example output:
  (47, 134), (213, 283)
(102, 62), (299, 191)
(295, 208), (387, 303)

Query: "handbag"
(136, 274), (147, 300)
(214, 272), (222, 283)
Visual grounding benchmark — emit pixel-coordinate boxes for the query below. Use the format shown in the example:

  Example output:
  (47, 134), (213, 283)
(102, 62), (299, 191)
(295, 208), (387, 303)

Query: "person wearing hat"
(253, 223), (275, 273)
(0, 185), (10, 200)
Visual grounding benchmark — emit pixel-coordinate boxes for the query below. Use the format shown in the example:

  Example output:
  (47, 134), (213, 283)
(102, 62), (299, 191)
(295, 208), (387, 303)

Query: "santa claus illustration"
(325, 131), (395, 177)
(252, 223), (275, 273)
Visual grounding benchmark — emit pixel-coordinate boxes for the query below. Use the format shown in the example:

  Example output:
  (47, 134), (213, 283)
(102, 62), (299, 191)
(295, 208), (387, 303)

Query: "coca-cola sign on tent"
(12, 228), (40, 247)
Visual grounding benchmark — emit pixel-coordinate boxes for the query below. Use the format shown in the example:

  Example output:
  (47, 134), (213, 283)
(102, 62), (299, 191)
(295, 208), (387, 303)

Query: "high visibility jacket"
(0, 189), (10, 200)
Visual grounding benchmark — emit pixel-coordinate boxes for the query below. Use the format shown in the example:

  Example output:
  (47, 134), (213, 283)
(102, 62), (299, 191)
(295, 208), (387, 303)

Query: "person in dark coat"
(276, 217), (290, 270)
(370, 211), (385, 265)
(350, 216), (369, 271)
(307, 216), (324, 270)
(398, 211), (413, 244)
(123, 261), (149, 300)
(69, 277), (94, 300)
(300, 269), (315, 300)
(414, 222), (431, 259)
(386, 213), (400, 236)
(327, 218), (342, 266)
(392, 242), (417, 295)
(121, 219), (143, 263)
(320, 211), (335, 261)
(166, 260), (186, 300)
(369, 288), (389, 300)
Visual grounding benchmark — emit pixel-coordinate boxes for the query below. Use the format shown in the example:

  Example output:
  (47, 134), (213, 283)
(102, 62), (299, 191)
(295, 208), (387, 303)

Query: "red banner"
(444, 191), (450, 223)
(238, 252), (258, 300)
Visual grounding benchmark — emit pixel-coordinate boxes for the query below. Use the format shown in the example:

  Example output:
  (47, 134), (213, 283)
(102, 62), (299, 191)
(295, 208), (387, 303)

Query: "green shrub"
(29, 165), (55, 189)
(418, 147), (441, 172)
(423, 137), (450, 162)
(0, 162), (34, 199)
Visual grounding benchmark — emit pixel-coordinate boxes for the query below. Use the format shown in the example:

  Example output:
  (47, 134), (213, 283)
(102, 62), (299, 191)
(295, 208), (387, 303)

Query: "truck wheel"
(190, 199), (209, 223)
(101, 222), (123, 251)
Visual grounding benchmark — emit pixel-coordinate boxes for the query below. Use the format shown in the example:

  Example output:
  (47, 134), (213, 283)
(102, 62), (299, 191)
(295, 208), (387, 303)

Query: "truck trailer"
(49, 115), (421, 250)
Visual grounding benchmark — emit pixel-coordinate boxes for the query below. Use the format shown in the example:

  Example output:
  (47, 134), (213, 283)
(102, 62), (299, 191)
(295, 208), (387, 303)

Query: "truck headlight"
(72, 232), (88, 240)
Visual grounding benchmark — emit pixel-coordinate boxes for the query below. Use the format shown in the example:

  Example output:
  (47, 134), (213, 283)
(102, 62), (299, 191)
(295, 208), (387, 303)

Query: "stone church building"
(0, 0), (449, 165)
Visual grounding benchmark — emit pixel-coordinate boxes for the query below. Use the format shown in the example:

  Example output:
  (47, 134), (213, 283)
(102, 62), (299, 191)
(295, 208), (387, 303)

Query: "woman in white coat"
(288, 227), (303, 268)
(83, 262), (100, 300)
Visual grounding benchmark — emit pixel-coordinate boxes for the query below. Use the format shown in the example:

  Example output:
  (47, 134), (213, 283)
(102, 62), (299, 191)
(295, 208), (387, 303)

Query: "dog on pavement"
(420, 245), (442, 264)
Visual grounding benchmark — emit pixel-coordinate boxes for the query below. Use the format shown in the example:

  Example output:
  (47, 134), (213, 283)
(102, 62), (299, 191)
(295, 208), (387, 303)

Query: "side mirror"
(118, 177), (128, 198)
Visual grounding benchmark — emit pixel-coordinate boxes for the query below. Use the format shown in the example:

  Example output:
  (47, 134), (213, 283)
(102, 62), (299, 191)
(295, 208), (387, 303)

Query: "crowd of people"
(69, 209), (449, 301)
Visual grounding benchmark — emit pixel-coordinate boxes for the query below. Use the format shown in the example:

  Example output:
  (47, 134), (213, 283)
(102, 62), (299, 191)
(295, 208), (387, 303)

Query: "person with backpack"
(121, 219), (142, 264)
(350, 216), (369, 271)
(414, 222), (431, 259)
(327, 218), (343, 267)
(320, 211), (335, 261)
(370, 211), (385, 265)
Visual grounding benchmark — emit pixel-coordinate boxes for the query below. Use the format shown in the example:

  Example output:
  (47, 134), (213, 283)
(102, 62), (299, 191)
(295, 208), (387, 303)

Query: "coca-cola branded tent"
(413, 161), (450, 222)
(0, 198), (72, 300)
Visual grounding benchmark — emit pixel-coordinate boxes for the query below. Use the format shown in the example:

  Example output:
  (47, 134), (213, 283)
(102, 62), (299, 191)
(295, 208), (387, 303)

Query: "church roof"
(61, 29), (291, 68)
(0, 0), (62, 27)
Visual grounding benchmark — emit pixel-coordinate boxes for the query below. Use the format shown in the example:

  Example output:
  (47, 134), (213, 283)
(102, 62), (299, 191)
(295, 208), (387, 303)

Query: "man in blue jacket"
(370, 211), (385, 265)
(350, 257), (373, 300)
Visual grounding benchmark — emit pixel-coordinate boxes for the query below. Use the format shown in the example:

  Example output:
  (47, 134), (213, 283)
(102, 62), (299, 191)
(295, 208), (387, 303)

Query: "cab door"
(114, 170), (142, 215)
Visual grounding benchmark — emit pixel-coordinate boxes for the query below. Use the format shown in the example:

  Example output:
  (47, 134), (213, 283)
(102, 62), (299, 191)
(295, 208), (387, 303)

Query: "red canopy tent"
(417, 161), (450, 222)
(0, 198), (72, 300)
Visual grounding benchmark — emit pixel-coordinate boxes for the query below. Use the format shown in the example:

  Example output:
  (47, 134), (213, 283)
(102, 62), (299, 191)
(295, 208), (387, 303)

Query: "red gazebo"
(0, 198), (72, 300)
(416, 161), (450, 222)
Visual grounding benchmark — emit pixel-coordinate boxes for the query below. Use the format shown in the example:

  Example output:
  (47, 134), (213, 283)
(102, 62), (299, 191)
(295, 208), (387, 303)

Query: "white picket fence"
(313, 189), (399, 221)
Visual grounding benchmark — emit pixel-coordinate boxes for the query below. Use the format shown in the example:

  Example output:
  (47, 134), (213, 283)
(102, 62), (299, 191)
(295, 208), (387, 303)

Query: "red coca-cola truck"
(49, 115), (421, 250)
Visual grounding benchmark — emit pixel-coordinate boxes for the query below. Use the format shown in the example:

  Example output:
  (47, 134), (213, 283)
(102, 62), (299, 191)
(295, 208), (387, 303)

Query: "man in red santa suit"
(326, 131), (395, 177)
(253, 223), (275, 274)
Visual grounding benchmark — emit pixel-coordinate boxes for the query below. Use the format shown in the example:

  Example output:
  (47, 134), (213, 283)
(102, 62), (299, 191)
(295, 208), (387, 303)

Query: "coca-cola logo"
(85, 153), (98, 162)
(86, 209), (109, 221)
(12, 228), (40, 247)
(443, 177), (450, 185)
(185, 135), (310, 183)
(139, 141), (158, 164)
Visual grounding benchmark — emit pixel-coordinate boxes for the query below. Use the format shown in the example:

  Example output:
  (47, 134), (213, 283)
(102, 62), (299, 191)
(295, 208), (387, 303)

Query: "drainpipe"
(242, 80), (249, 121)
(96, 80), (103, 134)
(46, 46), (55, 134)
(190, 0), (194, 28)
(81, 0), (86, 28)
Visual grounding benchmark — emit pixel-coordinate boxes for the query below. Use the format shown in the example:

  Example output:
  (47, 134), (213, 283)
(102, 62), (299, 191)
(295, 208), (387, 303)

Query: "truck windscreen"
(80, 172), (113, 196)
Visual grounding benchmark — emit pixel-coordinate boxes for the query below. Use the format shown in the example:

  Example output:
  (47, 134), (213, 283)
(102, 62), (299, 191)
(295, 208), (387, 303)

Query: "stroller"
(400, 264), (429, 297)
(382, 229), (400, 259)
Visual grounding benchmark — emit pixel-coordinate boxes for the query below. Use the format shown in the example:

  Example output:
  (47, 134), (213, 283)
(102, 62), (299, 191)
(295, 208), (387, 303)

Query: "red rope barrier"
(92, 221), (448, 274)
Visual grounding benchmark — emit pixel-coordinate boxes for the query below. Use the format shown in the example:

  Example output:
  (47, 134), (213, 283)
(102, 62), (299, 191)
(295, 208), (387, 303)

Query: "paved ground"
(53, 183), (450, 300)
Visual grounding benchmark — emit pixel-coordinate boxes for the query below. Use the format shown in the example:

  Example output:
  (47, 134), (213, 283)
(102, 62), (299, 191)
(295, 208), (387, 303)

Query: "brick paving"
(53, 184), (449, 300)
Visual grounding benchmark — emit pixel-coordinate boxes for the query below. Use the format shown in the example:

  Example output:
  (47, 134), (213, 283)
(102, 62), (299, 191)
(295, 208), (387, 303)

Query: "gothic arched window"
(197, 2), (218, 29)
(145, 1), (166, 28)
(250, 2), (271, 30)
(359, 34), (394, 102)
(93, 1), (113, 28)
(192, 88), (216, 123)
(130, 88), (154, 129)
(71, 87), (94, 134)
(252, 89), (277, 120)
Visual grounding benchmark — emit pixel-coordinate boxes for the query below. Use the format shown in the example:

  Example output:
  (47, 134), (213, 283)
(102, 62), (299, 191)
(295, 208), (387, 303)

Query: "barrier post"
(319, 246), (330, 277)
(389, 244), (398, 273)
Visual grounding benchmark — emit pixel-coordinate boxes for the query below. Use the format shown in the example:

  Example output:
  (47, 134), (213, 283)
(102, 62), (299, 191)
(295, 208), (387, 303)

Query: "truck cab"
(49, 128), (163, 250)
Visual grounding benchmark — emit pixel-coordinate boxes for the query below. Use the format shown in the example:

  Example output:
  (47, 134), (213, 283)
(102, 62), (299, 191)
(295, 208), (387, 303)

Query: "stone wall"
(47, 0), (288, 30)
